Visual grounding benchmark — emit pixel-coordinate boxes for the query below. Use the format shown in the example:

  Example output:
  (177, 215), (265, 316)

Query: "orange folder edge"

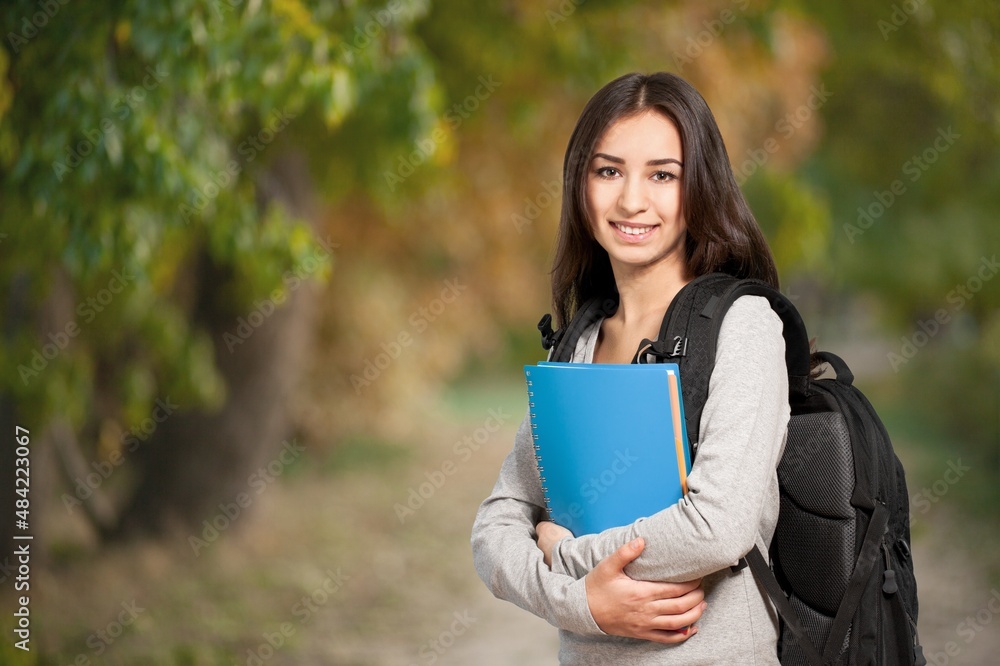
(667, 370), (688, 495)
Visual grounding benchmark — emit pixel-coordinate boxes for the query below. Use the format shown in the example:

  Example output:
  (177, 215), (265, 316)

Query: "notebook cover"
(525, 362), (691, 536)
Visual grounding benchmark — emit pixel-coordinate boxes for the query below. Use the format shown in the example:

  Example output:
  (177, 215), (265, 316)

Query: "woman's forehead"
(594, 110), (683, 160)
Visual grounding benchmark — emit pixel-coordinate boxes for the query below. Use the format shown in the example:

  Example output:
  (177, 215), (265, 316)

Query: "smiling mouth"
(611, 222), (656, 236)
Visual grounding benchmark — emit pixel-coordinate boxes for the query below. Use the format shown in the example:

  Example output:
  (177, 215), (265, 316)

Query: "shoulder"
(708, 295), (788, 407)
(718, 294), (784, 355)
(722, 294), (782, 330)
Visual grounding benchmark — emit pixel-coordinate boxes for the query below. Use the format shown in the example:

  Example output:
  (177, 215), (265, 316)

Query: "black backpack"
(539, 272), (924, 666)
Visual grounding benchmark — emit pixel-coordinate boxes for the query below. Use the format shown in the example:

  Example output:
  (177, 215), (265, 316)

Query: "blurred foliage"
(0, 0), (438, 431)
(787, 0), (1000, 478)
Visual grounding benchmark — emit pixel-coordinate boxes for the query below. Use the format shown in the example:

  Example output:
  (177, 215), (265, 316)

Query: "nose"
(617, 174), (649, 216)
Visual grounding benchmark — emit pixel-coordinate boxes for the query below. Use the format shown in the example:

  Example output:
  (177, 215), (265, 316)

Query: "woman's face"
(586, 109), (687, 276)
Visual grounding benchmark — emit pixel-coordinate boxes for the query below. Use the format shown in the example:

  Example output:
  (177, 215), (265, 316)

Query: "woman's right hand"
(584, 537), (706, 644)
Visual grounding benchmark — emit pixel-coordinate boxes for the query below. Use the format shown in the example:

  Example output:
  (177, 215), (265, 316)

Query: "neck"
(610, 258), (690, 327)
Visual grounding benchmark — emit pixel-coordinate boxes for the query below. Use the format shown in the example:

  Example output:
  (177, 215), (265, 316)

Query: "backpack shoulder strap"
(745, 546), (825, 666)
(539, 294), (619, 363)
(716, 280), (813, 389)
(645, 275), (811, 449)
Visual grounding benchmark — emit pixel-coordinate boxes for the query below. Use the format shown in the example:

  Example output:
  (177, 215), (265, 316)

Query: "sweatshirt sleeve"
(470, 407), (608, 636)
(549, 295), (789, 582)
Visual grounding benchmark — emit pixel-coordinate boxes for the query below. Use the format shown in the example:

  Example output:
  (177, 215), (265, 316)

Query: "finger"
(646, 586), (705, 613)
(597, 537), (644, 575)
(638, 625), (699, 645)
(649, 601), (707, 632)
(636, 577), (703, 600)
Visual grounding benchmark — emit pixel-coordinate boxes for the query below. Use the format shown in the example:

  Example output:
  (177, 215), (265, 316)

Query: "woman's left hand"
(535, 521), (573, 568)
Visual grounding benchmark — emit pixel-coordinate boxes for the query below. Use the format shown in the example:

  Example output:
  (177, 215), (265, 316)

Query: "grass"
(439, 374), (527, 420)
(321, 433), (412, 474)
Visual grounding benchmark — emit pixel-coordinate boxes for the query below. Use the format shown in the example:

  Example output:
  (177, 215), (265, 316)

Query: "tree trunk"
(115, 153), (320, 539)
(1, 271), (62, 597)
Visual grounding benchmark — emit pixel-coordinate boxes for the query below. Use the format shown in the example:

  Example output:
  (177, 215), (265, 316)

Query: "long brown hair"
(551, 72), (779, 328)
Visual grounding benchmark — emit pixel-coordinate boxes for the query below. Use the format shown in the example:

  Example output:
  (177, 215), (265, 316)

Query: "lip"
(610, 221), (658, 243)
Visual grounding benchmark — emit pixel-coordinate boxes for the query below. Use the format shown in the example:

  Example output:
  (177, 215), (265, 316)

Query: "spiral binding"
(526, 372), (552, 508)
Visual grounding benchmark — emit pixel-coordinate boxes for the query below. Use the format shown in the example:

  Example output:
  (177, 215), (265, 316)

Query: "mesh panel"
(775, 495), (857, 615)
(779, 595), (850, 665)
(780, 412), (855, 519)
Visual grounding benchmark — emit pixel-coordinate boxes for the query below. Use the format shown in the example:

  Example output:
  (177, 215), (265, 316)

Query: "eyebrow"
(592, 152), (683, 167)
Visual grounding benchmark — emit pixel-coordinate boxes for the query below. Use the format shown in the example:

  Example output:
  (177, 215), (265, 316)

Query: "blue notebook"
(525, 362), (691, 537)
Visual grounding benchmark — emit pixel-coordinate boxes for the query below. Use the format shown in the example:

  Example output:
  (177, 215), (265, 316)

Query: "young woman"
(471, 72), (788, 664)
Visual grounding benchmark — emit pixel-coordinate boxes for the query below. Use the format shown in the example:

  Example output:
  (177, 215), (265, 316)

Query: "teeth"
(613, 223), (653, 236)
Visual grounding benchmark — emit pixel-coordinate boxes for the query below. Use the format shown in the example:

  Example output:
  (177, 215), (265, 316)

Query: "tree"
(0, 0), (440, 549)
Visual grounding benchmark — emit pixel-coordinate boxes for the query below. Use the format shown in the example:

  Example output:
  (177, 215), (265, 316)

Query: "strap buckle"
(633, 336), (687, 363)
(537, 314), (563, 351)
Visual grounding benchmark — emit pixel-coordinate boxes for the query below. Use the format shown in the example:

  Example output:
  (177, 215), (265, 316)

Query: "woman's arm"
(471, 412), (604, 636)
(472, 410), (706, 640)
(549, 296), (789, 582)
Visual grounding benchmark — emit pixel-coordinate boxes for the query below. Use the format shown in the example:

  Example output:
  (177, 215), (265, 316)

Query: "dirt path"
(910, 517), (1000, 666)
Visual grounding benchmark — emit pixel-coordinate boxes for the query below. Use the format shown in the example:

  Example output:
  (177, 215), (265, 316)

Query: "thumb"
(602, 537), (644, 573)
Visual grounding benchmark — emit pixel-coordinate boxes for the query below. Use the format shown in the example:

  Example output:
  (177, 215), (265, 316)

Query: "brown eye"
(652, 171), (678, 182)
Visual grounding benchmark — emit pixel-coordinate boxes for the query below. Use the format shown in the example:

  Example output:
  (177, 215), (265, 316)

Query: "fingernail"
(630, 538), (642, 549)
(701, 601), (708, 611)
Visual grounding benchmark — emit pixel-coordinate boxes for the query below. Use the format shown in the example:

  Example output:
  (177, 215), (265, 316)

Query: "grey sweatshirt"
(471, 296), (789, 665)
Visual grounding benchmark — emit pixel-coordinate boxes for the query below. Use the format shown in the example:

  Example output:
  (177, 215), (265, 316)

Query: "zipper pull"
(912, 618), (927, 665)
(882, 543), (898, 595)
